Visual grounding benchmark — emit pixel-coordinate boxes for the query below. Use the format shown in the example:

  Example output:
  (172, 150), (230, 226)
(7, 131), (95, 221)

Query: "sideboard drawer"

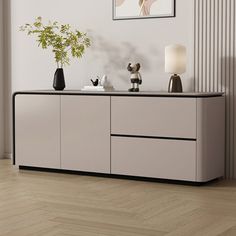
(111, 137), (196, 181)
(111, 97), (196, 138)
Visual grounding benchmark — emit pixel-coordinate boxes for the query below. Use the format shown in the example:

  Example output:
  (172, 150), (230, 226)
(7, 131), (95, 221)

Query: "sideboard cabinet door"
(61, 96), (110, 173)
(15, 95), (61, 168)
(111, 137), (196, 181)
(111, 97), (196, 139)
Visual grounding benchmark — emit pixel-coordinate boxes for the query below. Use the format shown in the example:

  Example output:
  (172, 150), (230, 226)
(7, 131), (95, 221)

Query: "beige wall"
(10, 0), (195, 92)
(0, 0), (6, 158)
(2, 0), (11, 158)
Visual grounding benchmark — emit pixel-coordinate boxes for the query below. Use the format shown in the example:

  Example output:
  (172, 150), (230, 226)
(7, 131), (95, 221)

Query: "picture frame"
(113, 0), (176, 20)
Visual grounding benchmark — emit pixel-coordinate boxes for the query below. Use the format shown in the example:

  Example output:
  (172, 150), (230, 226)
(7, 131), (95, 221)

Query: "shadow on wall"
(89, 31), (153, 84)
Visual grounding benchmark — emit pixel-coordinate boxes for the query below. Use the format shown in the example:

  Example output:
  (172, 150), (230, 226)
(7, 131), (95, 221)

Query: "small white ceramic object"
(101, 75), (108, 87)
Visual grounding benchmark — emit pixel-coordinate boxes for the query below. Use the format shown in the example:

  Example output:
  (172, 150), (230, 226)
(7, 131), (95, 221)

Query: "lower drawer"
(111, 137), (196, 181)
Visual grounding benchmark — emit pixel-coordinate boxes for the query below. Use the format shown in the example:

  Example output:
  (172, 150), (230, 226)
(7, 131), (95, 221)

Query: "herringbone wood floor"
(0, 159), (236, 236)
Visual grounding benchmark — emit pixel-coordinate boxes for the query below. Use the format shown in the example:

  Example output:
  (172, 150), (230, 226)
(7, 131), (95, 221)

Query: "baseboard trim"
(2, 153), (12, 159)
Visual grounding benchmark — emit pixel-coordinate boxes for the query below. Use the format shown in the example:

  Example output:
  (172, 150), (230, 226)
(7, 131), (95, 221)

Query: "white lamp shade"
(165, 44), (187, 74)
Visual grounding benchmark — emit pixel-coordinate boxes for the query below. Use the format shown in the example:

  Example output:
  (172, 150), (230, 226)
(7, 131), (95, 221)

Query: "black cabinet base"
(18, 166), (221, 186)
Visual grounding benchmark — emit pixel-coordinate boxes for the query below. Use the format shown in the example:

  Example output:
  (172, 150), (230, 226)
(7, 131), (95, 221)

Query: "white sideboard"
(13, 91), (225, 183)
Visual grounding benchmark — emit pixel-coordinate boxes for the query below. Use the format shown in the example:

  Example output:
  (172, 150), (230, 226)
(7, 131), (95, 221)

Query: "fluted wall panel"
(194, 0), (236, 178)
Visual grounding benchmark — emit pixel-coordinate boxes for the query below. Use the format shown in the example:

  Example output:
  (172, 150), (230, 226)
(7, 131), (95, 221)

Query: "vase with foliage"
(20, 17), (91, 90)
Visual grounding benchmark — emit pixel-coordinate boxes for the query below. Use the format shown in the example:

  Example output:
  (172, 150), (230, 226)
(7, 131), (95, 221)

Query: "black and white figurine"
(127, 63), (142, 92)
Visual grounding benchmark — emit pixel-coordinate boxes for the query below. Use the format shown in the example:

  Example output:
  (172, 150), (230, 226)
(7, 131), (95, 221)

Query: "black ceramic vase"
(53, 68), (65, 91)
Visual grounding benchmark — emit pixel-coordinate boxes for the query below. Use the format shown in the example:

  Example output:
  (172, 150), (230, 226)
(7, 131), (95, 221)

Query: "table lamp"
(165, 44), (186, 93)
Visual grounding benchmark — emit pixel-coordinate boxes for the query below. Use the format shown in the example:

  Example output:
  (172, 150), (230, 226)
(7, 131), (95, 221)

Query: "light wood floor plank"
(0, 159), (236, 235)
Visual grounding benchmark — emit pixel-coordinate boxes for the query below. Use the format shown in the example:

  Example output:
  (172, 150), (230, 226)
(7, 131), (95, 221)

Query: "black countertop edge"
(12, 90), (225, 98)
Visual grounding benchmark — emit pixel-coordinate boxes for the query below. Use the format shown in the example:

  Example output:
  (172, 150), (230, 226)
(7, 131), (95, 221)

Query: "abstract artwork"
(113, 0), (175, 20)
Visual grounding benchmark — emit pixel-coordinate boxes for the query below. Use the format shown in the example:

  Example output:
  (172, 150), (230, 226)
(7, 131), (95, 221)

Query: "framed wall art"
(113, 0), (176, 20)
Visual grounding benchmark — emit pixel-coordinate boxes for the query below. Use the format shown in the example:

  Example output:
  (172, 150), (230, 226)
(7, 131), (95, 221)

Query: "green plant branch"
(20, 17), (91, 68)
